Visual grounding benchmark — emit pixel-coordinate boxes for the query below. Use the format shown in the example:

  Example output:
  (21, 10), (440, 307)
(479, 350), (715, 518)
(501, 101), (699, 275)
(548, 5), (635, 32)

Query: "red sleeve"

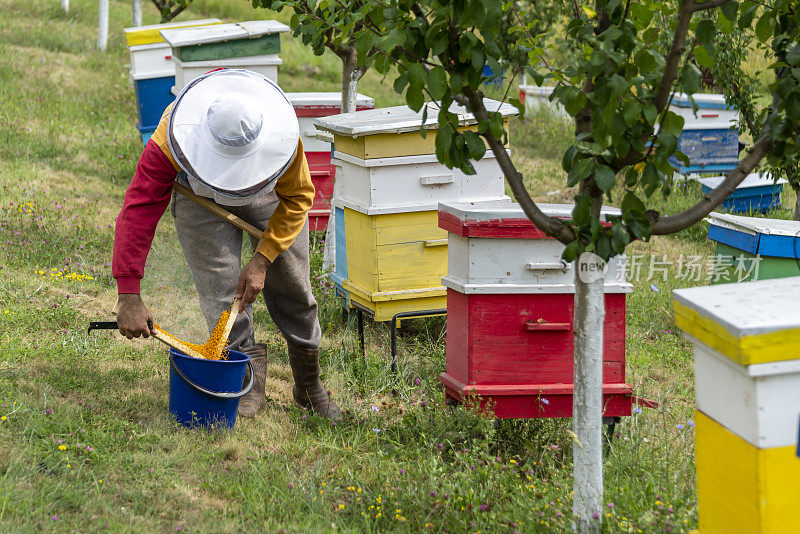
(112, 141), (178, 294)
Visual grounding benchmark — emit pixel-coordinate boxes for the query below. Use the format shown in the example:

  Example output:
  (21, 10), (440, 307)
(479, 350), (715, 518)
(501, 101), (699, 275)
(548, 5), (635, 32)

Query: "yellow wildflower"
(58, 445), (66, 451)
(339, 504), (345, 510)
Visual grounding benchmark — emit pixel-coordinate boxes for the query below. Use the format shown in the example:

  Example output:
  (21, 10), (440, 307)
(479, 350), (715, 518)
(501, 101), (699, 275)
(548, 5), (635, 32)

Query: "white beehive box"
(673, 277), (800, 534)
(669, 92), (738, 129)
(674, 277), (800, 449)
(332, 151), (507, 215)
(125, 19), (222, 81)
(438, 200), (630, 293)
(171, 55), (282, 91)
(287, 92), (374, 152)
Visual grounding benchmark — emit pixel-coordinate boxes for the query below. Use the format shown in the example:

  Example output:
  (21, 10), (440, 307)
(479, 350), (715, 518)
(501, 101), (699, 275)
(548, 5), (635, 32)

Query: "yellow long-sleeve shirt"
(112, 104), (314, 294)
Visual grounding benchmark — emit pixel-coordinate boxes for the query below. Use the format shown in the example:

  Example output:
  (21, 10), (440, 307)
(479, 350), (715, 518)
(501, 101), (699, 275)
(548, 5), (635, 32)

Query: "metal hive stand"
(352, 302), (447, 374)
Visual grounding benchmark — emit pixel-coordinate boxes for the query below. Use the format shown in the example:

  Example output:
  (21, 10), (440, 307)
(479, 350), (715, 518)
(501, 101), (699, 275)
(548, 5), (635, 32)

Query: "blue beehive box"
(133, 75), (176, 134)
(330, 205), (351, 307)
(699, 173), (787, 214)
(669, 93), (739, 174)
(139, 126), (155, 145)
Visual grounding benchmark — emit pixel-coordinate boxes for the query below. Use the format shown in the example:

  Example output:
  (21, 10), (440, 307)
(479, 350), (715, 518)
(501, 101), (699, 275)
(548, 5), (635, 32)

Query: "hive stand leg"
(390, 314), (400, 375)
(357, 308), (365, 357)
(602, 416), (620, 457)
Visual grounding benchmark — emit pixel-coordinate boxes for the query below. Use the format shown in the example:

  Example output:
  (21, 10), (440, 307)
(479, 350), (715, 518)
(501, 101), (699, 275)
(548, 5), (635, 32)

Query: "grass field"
(0, 0), (794, 532)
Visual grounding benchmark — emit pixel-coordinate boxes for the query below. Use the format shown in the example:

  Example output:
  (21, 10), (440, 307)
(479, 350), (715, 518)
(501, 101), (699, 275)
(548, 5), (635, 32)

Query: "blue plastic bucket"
(168, 348), (253, 429)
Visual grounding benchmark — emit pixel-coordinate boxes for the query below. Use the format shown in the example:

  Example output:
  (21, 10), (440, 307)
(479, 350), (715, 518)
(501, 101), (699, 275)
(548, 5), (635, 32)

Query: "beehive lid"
(673, 277), (800, 365)
(313, 99), (518, 136)
(439, 199), (620, 224)
(671, 92), (735, 110)
(707, 211), (800, 258)
(287, 92), (374, 109)
(160, 20), (289, 48)
(518, 85), (555, 97)
(438, 199), (620, 238)
(699, 173), (787, 191)
(124, 18), (222, 47)
(708, 212), (800, 238)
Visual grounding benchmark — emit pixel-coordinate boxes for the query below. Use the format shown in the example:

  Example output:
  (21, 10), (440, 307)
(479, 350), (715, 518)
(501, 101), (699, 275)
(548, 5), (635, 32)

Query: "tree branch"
(650, 131), (773, 234)
(692, 0), (732, 12)
(462, 86), (577, 245)
(653, 1), (695, 113)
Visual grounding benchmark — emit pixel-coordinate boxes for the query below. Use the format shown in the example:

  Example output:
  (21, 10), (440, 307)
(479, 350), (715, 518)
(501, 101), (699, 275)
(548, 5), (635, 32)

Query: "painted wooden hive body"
(668, 92), (739, 174)
(673, 278), (800, 534)
(315, 101), (518, 321)
(699, 173), (786, 214)
(707, 212), (800, 283)
(160, 21), (289, 93)
(437, 200), (634, 419)
(124, 19), (222, 142)
(287, 92), (374, 231)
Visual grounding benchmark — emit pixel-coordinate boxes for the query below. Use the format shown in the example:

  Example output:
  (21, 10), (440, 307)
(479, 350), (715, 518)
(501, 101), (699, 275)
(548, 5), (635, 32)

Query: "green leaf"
(435, 124), (454, 165)
(661, 111), (685, 137)
(568, 157), (595, 186)
(738, 4), (757, 29)
(695, 20), (716, 44)
(407, 63), (427, 89)
(788, 44), (800, 67)
(572, 198), (591, 226)
(634, 49), (657, 73)
(720, 1), (738, 23)
(643, 104), (658, 124)
(755, 14), (773, 43)
(565, 92), (587, 116)
(406, 85), (424, 112)
(621, 191), (646, 214)
(622, 101), (640, 126)
(594, 165), (616, 192)
(464, 131), (487, 161)
(692, 46), (714, 68)
(562, 240), (581, 263)
(427, 67), (448, 100)
(420, 106), (428, 139)
(609, 75), (627, 96)
(679, 64), (702, 94)
(656, 133), (678, 161)
(596, 235), (611, 260)
(611, 223), (629, 253)
(393, 72), (409, 94)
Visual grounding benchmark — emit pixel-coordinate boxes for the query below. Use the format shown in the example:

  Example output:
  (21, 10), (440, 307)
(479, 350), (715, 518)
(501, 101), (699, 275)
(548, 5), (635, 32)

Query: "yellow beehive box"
(694, 411), (800, 534)
(340, 206), (447, 321)
(674, 278), (800, 534)
(123, 19), (222, 47)
(314, 100), (517, 159)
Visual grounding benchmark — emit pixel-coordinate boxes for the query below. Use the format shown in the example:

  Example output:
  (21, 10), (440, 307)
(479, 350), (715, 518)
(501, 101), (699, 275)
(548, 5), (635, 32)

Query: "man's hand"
(117, 293), (155, 339)
(235, 252), (270, 312)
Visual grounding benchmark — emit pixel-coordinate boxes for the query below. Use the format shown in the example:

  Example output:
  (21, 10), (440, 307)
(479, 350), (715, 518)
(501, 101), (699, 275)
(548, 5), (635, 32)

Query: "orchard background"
(0, 0), (786, 531)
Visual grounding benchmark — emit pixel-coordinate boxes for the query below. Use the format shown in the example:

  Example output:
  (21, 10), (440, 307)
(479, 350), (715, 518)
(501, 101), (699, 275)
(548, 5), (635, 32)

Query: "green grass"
(1, 0), (792, 531)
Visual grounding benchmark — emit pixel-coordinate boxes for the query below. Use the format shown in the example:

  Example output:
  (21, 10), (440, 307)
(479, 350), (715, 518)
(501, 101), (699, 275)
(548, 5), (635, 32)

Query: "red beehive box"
(288, 92), (375, 231)
(437, 200), (637, 419)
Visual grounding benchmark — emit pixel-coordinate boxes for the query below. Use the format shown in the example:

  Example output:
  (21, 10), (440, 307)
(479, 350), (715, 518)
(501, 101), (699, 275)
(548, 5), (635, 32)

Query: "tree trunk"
(97, 0), (109, 51)
(61, 0), (69, 12)
(322, 49), (366, 273)
(793, 183), (800, 222)
(572, 253), (605, 533)
(132, 0), (142, 26)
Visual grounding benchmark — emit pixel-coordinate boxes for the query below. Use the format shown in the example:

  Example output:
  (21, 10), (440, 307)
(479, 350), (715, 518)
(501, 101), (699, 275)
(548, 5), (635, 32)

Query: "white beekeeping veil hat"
(168, 69), (299, 203)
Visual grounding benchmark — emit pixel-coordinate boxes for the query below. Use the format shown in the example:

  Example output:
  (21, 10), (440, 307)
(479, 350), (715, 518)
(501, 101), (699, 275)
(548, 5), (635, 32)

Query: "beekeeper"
(112, 69), (340, 420)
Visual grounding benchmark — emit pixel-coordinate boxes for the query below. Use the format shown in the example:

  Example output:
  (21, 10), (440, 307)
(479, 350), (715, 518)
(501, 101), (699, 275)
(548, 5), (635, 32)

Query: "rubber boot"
(288, 342), (342, 420)
(237, 344), (268, 418)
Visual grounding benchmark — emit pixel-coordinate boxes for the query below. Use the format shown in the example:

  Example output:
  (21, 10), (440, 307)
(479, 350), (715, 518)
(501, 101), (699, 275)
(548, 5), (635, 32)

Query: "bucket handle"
(169, 355), (254, 400)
